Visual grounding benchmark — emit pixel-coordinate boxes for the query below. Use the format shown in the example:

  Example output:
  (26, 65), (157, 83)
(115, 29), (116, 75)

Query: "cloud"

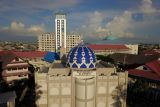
(73, 10), (134, 42)
(73, 0), (160, 43)
(11, 22), (24, 31)
(0, 0), (82, 13)
(0, 21), (45, 36)
(79, 11), (108, 39)
(106, 11), (134, 38)
(140, 0), (157, 13)
(0, 0), (159, 43)
(104, 0), (160, 40)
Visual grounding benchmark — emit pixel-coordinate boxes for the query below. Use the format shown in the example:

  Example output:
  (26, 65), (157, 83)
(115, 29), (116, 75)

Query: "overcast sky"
(0, 0), (160, 43)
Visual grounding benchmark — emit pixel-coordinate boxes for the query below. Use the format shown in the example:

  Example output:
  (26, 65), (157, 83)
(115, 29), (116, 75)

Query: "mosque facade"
(35, 44), (128, 107)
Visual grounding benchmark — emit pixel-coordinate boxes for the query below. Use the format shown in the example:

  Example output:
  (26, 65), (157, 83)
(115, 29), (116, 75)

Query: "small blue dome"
(67, 44), (96, 69)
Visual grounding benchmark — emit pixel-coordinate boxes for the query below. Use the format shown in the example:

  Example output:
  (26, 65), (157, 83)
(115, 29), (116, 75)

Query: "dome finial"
(79, 40), (84, 45)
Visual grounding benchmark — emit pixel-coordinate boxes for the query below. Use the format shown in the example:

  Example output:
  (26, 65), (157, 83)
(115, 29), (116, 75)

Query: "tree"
(96, 55), (115, 64)
(112, 84), (127, 107)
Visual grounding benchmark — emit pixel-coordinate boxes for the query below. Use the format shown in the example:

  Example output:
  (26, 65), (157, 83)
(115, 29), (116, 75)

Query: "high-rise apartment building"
(38, 33), (81, 53)
(38, 13), (81, 53)
(66, 34), (81, 52)
(55, 13), (66, 52)
(38, 33), (55, 52)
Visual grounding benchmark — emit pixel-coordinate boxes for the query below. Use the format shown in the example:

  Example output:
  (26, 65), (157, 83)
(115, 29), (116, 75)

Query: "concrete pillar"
(75, 78), (95, 107)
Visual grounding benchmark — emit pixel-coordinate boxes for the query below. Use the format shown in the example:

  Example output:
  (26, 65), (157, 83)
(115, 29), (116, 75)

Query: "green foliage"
(133, 79), (149, 93)
(96, 55), (115, 64)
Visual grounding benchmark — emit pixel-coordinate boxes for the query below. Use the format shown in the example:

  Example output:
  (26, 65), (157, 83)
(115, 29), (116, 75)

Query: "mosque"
(35, 43), (128, 107)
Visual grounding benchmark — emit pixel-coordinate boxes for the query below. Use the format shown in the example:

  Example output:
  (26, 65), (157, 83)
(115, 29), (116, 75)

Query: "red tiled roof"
(87, 44), (129, 50)
(0, 51), (18, 68)
(142, 50), (159, 56)
(0, 51), (47, 58)
(146, 60), (160, 77)
(128, 69), (160, 81)
(0, 50), (11, 54)
(13, 51), (47, 58)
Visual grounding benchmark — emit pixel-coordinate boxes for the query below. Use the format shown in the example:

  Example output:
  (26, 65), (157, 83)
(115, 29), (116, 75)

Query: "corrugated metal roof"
(128, 69), (160, 81)
(0, 50), (47, 58)
(146, 60), (160, 77)
(13, 51), (47, 58)
(0, 52), (20, 68)
(43, 52), (59, 63)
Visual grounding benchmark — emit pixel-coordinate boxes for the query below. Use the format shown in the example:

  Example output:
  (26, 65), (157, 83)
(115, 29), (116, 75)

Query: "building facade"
(0, 52), (30, 83)
(38, 33), (55, 52)
(55, 13), (67, 52)
(66, 34), (81, 53)
(88, 44), (138, 55)
(35, 44), (128, 107)
(125, 44), (138, 55)
(38, 33), (81, 53)
(38, 13), (81, 53)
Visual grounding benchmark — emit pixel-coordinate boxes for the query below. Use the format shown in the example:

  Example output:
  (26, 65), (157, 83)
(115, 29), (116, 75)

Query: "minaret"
(55, 12), (67, 52)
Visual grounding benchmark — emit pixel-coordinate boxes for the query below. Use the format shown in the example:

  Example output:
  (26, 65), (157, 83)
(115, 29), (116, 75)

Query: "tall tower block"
(55, 12), (67, 52)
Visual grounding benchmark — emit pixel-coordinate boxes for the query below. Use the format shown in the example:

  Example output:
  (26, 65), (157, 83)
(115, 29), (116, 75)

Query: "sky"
(0, 0), (160, 44)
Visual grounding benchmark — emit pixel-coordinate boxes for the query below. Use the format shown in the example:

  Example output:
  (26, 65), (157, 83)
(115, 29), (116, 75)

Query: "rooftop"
(13, 51), (47, 58)
(50, 61), (66, 68)
(88, 44), (129, 50)
(146, 60), (160, 76)
(128, 59), (160, 82)
(110, 53), (159, 65)
(128, 69), (160, 82)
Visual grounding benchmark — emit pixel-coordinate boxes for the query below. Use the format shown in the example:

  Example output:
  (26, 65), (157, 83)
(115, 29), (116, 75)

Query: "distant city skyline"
(0, 0), (160, 44)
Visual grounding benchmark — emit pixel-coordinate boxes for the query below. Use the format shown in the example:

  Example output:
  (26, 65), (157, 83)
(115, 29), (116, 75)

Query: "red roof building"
(128, 69), (160, 82)
(88, 44), (129, 50)
(128, 59), (160, 82)
(0, 51), (47, 63)
(0, 51), (30, 83)
(142, 50), (160, 56)
(87, 44), (130, 55)
(12, 51), (47, 58)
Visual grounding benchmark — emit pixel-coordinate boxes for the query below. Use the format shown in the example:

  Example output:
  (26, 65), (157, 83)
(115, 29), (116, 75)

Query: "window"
(8, 68), (12, 71)
(18, 75), (23, 77)
(15, 57), (19, 61)
(18, 68), (23, 70)
(12, 68), (17, 70)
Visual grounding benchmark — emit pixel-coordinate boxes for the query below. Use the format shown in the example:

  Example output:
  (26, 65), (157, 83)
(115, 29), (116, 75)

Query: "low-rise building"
(88, 44), (138, 55)
(128, 59), (160, 101)
(12, 51), (47, 63)
(0, 52), (30, 83)
(125, 44), (138, 54)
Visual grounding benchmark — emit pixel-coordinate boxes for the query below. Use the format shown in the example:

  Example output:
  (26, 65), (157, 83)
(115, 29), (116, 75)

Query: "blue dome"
(67, 44), (96, 69)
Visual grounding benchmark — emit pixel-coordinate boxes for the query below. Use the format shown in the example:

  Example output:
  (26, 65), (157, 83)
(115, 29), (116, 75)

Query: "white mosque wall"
(96, 68), (128, 107)
(48, 76), (72, 107)
(35, 73), (48, 106)
(35, 66), (128, 107)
